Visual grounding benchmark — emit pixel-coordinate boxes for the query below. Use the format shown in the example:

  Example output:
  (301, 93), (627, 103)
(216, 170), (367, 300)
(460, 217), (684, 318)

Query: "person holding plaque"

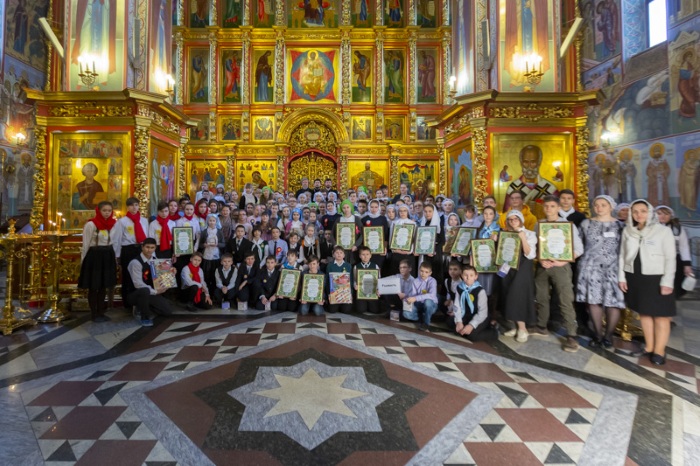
(500, 210), (537, 343)
(363, 200), (390, 268)
(416, 204), (444, 282)
(300, 256), (326, 316)
(78, 201), (118, 322)
(532, 196), (584, 353)
(127, 238), (174, 326)
(199, 214), (225, 292)
(277, 250), (303, 312)
(326, 246), (353, 313)
(254, 256), (281, 310)
(333, 199), (363, 265)
(354, 246), (381, 315)
(387, 204), (416, 276)
(618, 199), (676, 366)
(174, 202), (200, 287)
(476, 206), (501, 323)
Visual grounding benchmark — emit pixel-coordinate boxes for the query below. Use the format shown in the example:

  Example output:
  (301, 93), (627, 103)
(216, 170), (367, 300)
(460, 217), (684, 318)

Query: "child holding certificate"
(354, 246), (381, 315)
(299, 256), (325, 316)
(199, 214), (225, 292)
(277, 250), (302, 312)
(326, 246), (353, 313)
(148, 201), (176, 259)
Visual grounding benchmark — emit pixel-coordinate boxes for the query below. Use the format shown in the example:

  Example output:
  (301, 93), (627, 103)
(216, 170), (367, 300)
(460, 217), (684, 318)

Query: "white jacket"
(618, 200), (676, 288)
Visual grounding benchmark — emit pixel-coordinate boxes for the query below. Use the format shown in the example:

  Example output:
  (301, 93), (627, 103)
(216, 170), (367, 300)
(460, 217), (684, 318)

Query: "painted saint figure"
(678, 148), (699, 211)
(224, 51), (241, 99)
(255, 51), (272, 102)
(16, 151), (35, 207)
(418, 50), (436, 100)
(73, 163), (105, 210)
(71, 0), (118, 77)
(503, 145), (559, 219)
(596, 0), (619, 58)
(385, 51), (403, 100)
(677, 49), (700, 119)
(646, 143), (670, 207)
(617, 149), (637, 203)
(191, 54), (207, 100)
(12, 0), (29, 53)
(353, 51), (371, 93)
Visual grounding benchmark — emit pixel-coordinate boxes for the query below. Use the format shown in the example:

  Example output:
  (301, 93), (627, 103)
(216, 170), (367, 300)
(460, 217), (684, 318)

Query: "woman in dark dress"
(362, 199), (390, 269)
(500, 210), (537, 343)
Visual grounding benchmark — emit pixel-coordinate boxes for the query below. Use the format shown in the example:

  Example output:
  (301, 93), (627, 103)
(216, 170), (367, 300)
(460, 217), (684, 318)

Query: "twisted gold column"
(0, 220), (36, 335)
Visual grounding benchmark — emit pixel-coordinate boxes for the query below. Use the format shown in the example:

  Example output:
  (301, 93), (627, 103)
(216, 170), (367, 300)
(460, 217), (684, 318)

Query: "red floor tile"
(172, 345), (219, 362)
(28, 381), (104, 406)
(41, 406), (126, 440)
(497, 408), (582, 442)
(327, 323), (361, 334)
(221, 333), (261, 346)
(110, 362), (169, 381)
(362, 334), (401, 347)
(521, 383), (595, 408)
(467, 442), (542, 466)
(76, 440), (156, 466)
(263, 323), (297, 334)
(403, 347), (451, 363)
(455, 363), (514, 383)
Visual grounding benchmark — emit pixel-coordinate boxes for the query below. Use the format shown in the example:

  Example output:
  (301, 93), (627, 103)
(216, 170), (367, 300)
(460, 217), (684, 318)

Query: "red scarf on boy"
(125, 211), (147, 242)
(155, 216), (173, 251)
(187, 263), (203, 303)
(89, 205), (116, 231)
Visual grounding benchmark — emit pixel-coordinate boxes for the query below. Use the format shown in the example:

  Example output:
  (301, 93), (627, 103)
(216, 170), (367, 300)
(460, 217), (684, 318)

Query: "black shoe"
(588, 338), (601, 348)
(630, 348), (652, 358)
(186, 304), (198, 313)
(650, 353), (666, 365)
(602, 338), (614, 349)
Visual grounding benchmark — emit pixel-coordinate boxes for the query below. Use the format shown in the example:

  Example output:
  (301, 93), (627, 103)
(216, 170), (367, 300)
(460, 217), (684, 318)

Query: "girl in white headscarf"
(655, 205), (693, 298)
(388, 204), (417, 275)
(417, 203), (444, 282)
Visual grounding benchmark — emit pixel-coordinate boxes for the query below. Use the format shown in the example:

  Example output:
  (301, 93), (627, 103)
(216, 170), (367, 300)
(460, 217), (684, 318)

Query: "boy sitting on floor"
(449, 265), (498, 342)
(180, 252), (213, 311)
(403, 261), (438, 331)
(213, 253), (237, 306)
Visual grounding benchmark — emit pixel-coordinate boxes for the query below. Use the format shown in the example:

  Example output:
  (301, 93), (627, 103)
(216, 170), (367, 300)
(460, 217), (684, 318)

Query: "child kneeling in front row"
(403, 261), (438, 331)
(213, 253), (237, 305)
(300, 255), (325, 316)
(181, 252), (213, 311)
(255, 256), (280, 310)
(354, 246), (381, 314)
(448, 265), (498, 342)
(277, 250), (302, 312)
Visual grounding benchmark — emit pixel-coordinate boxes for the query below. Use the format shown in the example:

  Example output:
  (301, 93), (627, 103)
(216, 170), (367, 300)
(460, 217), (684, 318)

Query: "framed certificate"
(414, 226), (437, 255)
(495, 231), (522, 269)
(356, 269), (380, 300)
(363, 226), (386, 255)
(336, 222), (357, 249)
(276, 269), (301, 298)
(451, 227), (477, 256)
(538, 222), (575, 262)
(301, 273), (325, 303)
(173, 227), (194, 255)
(390, 223), (415, 251)
(470, 239), (498, 273)
(328, 272), (352, 304)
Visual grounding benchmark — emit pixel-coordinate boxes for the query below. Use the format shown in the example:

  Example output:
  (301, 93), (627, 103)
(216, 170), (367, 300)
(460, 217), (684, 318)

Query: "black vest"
(134, 256), (155, 288)
(217, 267), (235, 286)
(459, 285), (484, 324)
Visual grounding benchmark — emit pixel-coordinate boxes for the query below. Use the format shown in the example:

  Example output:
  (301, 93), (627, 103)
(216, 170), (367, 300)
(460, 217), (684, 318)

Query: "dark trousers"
(255, 296), (279, 310)
(237, 285), (253, 305)
(87, 289), (107, 319)
(355, 296), (380, 314)
(120, 244), (141, 306)
(181, 285), (212, 309)
(446, 317), (498, 342)
(213, 287), (236, 303)
(328, 303), (352, 313)
(127, 287), (173, 319)
(174, 254), (192, 287)
(276, 297), (299, 312)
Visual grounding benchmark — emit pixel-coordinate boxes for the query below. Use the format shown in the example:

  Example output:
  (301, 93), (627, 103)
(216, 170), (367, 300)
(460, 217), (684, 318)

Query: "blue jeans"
(403, 300), (437, 326)
(299, 302), (325, 316)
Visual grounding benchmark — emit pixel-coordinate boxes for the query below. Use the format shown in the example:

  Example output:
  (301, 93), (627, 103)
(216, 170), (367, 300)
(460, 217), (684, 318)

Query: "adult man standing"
(498, 191), (537, 230)
(295, 177), (314, 199)
(503, 145), (559, 219)
(391, 183), (414, 203)
(557, 189), (587, 227)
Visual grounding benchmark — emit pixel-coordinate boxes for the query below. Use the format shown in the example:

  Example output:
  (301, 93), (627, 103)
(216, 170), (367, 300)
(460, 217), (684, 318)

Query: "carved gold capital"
(390, 152), (400, 195)
(134, 126), (151, 212)
(178, 137), (188, 196)
(438, 143), (447, 195)
(226, 150), (236, 193)
(30, 126), (47, 231)
(339, 153), (349, 193)
(472, 128), (488, 206)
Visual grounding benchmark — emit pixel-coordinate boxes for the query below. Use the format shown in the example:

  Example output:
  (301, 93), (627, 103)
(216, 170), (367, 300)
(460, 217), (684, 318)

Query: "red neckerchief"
(125, 211), (146, 242)
(89, 205), (116, 231)
(182, 214), (195, 221)
(155, 216), (173, 251)
(168, 213), (181, 222)
(196, 209), (209, 221)
(187, 263), (203, 303)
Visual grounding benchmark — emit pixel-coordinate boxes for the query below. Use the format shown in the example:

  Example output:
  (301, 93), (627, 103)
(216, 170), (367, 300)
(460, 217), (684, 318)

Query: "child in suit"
(354, 246), (381, 315)
(254, 256), (281, 310)
(213, 253), (237, 305)
(235, 252), (259, 309)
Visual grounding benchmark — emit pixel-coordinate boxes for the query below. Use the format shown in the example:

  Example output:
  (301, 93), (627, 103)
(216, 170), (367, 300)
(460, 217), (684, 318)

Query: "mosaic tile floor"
(0, 303), (699, 465)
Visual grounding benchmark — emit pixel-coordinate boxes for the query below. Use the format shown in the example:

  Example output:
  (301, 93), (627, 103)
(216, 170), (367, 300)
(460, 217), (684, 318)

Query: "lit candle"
(57, 212), (63, 233)
(79, 60), (83, 74)
(539, 60), (542, 74)
(92, 61), (96, 74)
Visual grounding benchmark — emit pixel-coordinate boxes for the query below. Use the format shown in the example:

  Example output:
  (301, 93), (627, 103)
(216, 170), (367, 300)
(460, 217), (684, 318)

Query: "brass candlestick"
(0, 220), (36, 335)
(523, 64), (544, 93)
(36, 230), (70, 323)
(616, 308), (643, 342)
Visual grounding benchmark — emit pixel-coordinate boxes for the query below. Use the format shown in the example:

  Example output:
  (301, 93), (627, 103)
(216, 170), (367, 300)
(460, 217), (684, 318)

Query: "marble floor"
(0, 298), (699, 465)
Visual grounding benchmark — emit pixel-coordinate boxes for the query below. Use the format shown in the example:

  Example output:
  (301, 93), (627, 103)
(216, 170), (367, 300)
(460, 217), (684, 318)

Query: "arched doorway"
(287, 150), (337, 193)
(285, 119), (340, 192)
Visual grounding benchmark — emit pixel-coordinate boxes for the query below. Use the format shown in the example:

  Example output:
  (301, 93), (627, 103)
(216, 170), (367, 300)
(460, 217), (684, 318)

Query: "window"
(647, 0), (667, 47)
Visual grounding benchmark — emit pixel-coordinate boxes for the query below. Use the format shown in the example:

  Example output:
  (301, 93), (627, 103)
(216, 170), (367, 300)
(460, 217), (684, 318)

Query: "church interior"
(1, 0), (700, 464)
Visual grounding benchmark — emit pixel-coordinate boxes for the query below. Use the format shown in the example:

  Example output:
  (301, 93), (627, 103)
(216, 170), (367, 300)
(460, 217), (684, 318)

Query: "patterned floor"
(1, 303), (699, 465)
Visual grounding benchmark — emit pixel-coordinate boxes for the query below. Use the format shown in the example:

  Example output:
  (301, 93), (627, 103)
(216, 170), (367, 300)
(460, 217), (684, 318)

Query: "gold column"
(339, 152), (349, 194)
(226, 148), (236, 193)
(274, 28), (286, 104)
(43, 0), (53, 91)
(575, 124), (591, 216)
(341, 27), (352, 105)
(242, 27), (251, 104)
(475, 0), (489, 92)
(178, 136), (188, 196)
(0, 221), (36, 335)
(441, 27), (452, 104)
(134, 126), (151, 211)
(408, 27), (418, 105)
(341, 0), (351, 25)
(277, 146), (287, 192)
(30, 126), (47, 231)
(390, 150), (400, 195)
(438, 142), (447, 195)
(374, 27), (385, 105)
(472, 127), (488, 207)
(208, 30), (218, 104)
(174, 30), (184, 105)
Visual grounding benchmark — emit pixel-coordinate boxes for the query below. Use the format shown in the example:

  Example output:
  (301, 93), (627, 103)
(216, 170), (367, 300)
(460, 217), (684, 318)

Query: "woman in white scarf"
(416, 203), (444, 281)
(388, 204), (417, 275)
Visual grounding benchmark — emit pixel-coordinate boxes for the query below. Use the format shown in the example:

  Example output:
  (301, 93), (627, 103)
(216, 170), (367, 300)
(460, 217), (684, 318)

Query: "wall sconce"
(449, 75), (457, 100)
(165, 74), (175, 100)
(15, 132), (26, 146)
(521, 54), (544, 92)
(78, 54), (100, 90)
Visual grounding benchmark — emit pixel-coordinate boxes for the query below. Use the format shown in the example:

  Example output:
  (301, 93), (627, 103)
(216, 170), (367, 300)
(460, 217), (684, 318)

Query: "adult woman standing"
(78, 201), (118, 322)
(655, 205), (694, 298)
(618, 199), (676, 365)
(500, 210), (537, 342)
(387, 204), (416, 276)
(576, 195), (625, 348)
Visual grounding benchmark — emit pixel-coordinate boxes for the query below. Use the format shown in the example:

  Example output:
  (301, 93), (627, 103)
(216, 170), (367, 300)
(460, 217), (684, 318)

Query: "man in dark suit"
(235, 252), (259, 308)
(254, 256), (281, 310)
(227, 225), (253, 265)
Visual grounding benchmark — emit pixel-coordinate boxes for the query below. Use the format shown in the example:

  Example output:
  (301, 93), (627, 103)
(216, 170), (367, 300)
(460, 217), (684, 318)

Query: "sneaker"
(140, 319), (154, 327)
(515, 329), (529, 343)
(503, 328), (517, 337)
(563, 336), (579, 353)
(531, 326), (549, 337)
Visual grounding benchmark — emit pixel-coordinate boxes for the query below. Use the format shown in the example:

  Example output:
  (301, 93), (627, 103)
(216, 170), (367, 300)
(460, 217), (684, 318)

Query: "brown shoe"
(563, 336), (579, 353)
(530, 326), (549, 337)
